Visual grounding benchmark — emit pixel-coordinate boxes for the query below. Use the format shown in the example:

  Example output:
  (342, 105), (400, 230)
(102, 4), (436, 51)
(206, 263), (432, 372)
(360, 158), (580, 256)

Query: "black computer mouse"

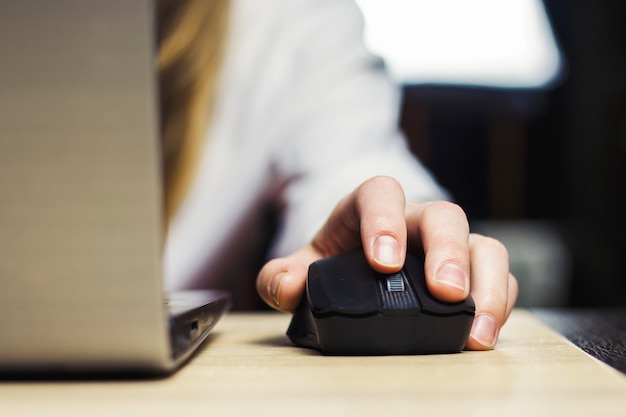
(287, 248), (475, 355)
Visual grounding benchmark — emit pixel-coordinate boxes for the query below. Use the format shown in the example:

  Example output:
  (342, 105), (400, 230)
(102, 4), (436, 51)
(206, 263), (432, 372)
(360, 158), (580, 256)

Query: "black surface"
(533, 308), (626, 375)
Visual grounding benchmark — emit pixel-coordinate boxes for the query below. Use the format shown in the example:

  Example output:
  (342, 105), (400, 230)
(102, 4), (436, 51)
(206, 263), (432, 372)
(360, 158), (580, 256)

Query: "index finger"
(310, 176), (408, 273)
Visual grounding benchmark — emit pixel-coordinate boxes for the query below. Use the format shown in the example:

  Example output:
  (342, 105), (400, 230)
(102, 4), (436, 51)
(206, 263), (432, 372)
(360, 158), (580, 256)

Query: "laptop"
(0, 0), (231, 374)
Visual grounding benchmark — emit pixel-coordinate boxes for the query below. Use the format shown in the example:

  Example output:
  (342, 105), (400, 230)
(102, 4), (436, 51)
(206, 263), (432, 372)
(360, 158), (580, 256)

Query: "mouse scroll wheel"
(378, 271), (420, 312)
(386, 274), (405, 292)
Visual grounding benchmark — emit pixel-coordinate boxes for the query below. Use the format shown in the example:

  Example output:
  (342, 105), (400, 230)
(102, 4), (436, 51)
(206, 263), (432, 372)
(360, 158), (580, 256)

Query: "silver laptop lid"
(0, 0), (174, 372)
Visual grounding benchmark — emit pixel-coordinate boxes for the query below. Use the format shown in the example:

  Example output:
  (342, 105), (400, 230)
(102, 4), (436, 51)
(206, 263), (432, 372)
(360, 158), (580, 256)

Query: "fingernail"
(269, 272), (289, 307)
(373, 235), (401, 267)
(470, 314), (499, 349)
(435, 262), (468, 293)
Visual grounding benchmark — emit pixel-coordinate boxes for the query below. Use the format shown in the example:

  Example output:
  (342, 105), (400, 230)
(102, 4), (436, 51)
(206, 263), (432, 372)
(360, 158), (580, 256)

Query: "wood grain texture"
(1, 310), (625, 417)
(534, 308), (626, 374)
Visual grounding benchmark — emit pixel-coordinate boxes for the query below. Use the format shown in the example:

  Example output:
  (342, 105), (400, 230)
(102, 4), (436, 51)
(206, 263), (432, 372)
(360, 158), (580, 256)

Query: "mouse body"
(287, 248), (475, 355)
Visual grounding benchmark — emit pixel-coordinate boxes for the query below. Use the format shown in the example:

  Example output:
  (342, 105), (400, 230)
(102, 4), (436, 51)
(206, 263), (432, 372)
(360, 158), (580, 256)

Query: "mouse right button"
(403, 253), (475, 315)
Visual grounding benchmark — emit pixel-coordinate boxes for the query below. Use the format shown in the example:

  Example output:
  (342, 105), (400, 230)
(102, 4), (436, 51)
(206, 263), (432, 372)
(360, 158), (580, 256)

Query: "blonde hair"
(157, 0), (230, 222)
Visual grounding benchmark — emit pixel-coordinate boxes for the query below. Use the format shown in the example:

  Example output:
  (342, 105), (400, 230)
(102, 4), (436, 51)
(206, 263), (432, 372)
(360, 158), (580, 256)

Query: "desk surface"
(2, 310), (626, 417)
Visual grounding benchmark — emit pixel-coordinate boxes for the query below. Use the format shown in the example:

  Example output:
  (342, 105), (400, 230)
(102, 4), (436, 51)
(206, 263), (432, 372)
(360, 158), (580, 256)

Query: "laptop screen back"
(0, 0), (173, 372)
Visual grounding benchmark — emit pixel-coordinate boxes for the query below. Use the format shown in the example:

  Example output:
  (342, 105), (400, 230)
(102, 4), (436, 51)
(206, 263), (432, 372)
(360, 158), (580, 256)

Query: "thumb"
(256, 247), (319, 311)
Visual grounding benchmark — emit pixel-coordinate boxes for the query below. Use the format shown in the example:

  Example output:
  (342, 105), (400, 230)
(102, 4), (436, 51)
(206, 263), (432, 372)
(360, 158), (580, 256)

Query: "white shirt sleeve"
(164, 0), (447, 290)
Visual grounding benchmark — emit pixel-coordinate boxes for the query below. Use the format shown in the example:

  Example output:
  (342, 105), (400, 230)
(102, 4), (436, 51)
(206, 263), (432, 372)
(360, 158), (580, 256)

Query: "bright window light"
(355, 0), (563, 88)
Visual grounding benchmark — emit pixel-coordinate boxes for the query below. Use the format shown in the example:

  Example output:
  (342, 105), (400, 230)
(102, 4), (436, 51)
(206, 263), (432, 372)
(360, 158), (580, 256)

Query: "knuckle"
(359, 176), (403, 195)
(477, 235), (509, 261)
(425, 200), (467, 220)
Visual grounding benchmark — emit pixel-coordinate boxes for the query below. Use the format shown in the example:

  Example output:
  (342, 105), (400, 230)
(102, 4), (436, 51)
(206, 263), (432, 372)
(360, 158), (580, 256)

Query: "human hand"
(256, 176), (518, 350)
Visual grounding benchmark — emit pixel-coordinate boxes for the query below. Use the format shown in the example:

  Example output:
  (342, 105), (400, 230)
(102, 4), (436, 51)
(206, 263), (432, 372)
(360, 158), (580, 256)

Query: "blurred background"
(356, 0), (626, 307)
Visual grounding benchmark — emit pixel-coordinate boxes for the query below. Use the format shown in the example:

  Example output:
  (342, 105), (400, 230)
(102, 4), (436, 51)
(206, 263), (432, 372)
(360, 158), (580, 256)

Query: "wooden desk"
(1, 310), (625, 417)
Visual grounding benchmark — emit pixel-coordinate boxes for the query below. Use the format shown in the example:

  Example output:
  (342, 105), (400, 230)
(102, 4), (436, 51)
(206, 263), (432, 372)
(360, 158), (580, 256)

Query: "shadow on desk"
(0, 332), (223, 382)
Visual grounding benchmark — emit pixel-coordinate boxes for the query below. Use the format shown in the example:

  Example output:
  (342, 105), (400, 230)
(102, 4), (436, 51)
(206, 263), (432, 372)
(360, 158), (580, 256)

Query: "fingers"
(257, 176), (409, 311)
(406, 202), (517, 350)
(406, 201), (471, 303)
(465, 234), (519, 350)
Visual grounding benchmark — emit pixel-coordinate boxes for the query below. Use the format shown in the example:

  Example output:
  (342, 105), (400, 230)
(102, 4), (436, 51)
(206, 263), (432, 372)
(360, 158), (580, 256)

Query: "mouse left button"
(307, 250), (381, 316)
(286, 295), (320, 350)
